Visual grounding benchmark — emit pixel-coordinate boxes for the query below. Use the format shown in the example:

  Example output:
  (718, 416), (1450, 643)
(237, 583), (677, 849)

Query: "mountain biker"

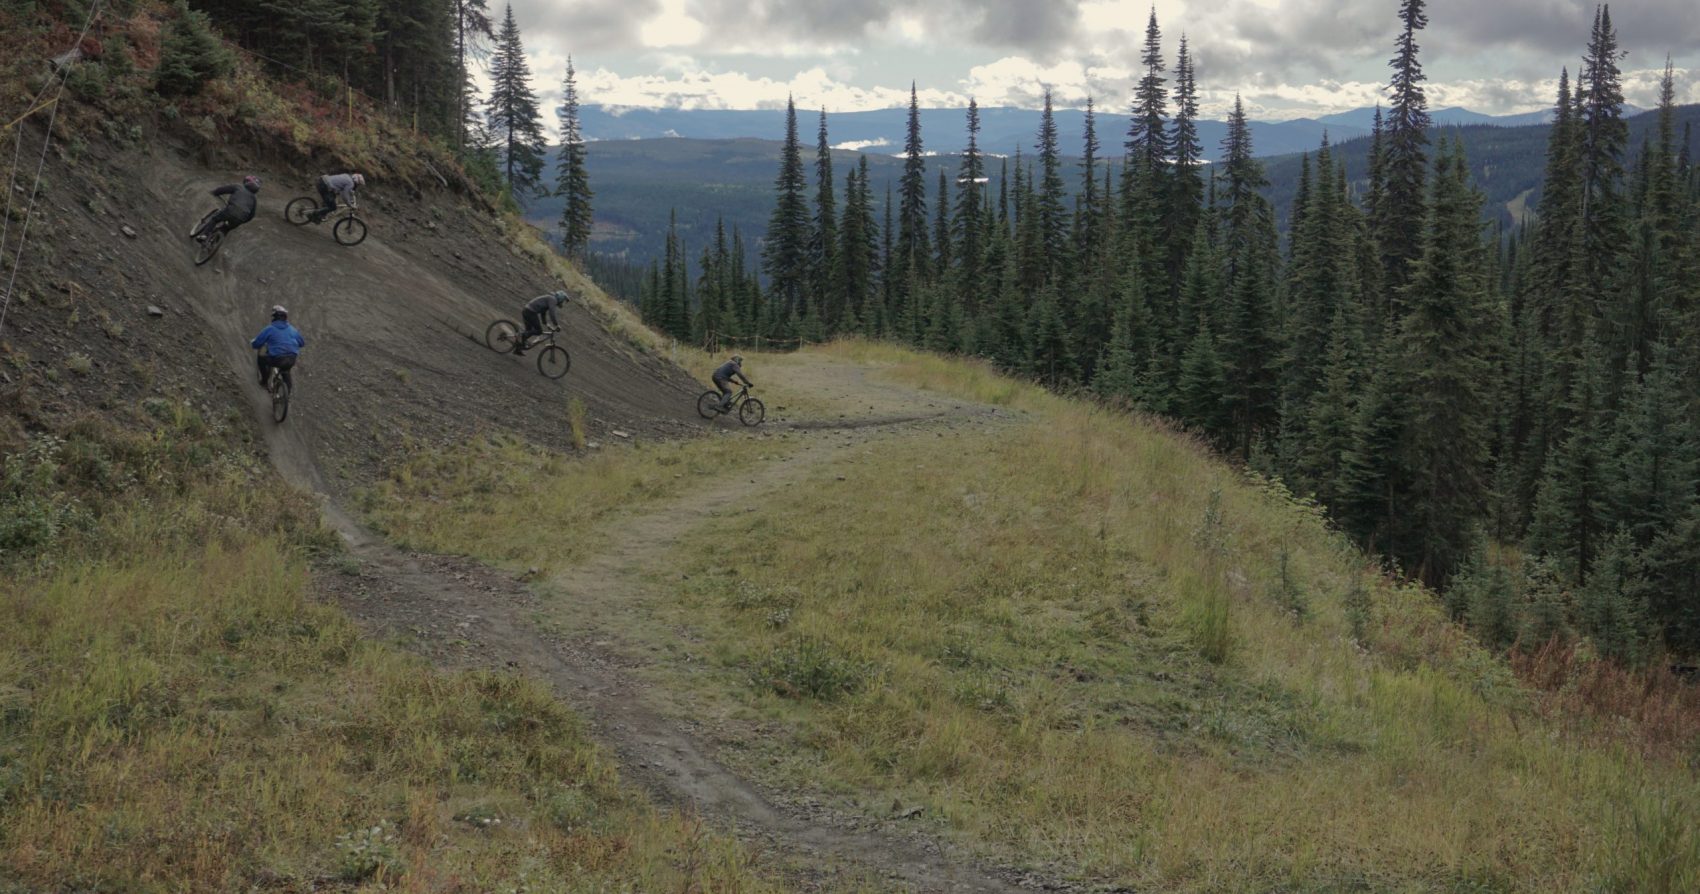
(252, 305), (306, 391)
(713, 354), (752, 410)
(192, 175), (261, 241)
(310, 172), (364, 223)
(514, 289), (570, 356)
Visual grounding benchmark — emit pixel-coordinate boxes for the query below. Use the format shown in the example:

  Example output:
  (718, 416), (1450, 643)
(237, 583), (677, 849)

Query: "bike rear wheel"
(697, 391), (723, 419)
(537, 344), (571, 379)
(485, 319), (520, 354)
(194, 227), (225, 266)
(270, 376), (290, 423)
(285, 197), (317, 226)
(739, 397), (766, 426)
(333, 215), (368, 246)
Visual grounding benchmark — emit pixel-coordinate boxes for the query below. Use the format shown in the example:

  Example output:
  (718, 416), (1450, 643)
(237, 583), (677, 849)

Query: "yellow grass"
(375, 343), (1700, 891)
(358, 431), (796, 575)
(0, 410), (790, 891)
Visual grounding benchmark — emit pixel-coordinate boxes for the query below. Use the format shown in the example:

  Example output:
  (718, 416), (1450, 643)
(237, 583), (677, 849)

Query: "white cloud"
(834, 138), (893, 151)
(639, 0), (706, 48)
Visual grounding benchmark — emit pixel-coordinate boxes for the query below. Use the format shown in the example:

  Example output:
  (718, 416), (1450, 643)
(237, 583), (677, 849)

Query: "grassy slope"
(364, 341), (1700, 892)
(0, 403), (788, 890)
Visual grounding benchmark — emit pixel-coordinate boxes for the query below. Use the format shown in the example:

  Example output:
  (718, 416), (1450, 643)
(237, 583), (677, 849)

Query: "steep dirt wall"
(1, 128), (703, 497)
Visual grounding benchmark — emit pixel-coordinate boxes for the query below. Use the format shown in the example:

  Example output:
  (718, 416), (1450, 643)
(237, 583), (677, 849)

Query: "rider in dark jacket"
(192, 175), (261, 241)
(515, 290), (569, 356)
(712, 355), (752, 409)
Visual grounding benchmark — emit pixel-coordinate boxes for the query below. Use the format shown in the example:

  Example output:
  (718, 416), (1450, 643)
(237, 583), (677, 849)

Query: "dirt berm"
(1, 129), (702, 494)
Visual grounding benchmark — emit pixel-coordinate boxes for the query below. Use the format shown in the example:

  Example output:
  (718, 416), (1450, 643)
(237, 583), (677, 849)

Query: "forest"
(635, 2), (1700, 667)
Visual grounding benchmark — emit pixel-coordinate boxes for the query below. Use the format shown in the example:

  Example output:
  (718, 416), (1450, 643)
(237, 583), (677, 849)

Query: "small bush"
(335, 823), (402, 882)
(567, 396), (587, 450)
(154, 1), (233, 97)
(752, 638), (872, 700)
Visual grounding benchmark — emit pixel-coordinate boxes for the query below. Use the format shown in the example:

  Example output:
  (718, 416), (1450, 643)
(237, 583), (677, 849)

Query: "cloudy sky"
(495, 0), (1700, 126)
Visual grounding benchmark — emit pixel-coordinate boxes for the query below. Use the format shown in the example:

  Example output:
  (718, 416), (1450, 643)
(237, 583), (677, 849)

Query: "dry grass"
(0, 407), (790, 892)
(356, 431), (794, 576)
(374, 343), (1700, 891)
(655, 397), (1700, 890)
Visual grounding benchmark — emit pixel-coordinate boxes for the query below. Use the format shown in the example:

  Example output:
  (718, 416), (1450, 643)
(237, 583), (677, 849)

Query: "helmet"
(553, 289), (569, 304)
(271, 305), (288, 320)
(731, 354), (744, 364)
(243, 175), (261, 193)
(351, 173), (365, 187)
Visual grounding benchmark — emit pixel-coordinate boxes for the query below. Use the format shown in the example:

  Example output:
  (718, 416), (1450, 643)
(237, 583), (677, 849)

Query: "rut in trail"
(328, 408), (1045, 894)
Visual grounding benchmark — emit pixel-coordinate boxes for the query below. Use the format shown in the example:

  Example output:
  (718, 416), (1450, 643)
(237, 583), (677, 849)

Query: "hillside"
(6, 4), (1700, 892)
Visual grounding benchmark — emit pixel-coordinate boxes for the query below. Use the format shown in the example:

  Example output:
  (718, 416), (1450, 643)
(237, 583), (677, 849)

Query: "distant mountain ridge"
(578, 104), (1622, 160)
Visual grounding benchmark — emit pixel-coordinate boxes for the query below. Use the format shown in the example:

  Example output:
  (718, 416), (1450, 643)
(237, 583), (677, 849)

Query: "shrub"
(154, 1), (232, 97)
(752, 638), (873, 700)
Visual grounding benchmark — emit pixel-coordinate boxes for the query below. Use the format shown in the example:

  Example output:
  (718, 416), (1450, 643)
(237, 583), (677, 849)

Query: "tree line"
(644, 1), (1700, 664)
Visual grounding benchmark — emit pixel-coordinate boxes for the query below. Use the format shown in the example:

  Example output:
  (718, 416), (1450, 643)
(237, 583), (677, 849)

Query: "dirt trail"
(328, 366), (1043, 893)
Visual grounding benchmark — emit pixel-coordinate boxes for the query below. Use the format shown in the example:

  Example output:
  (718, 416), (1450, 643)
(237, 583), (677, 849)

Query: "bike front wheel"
(333, 215), (368, 246)
(739, 398), (766, 426)
(194, 228), (225, 266)
(191, 208), (218, 238)
(270, 377), (291, 423)
(696, 391), (723, 419)
(537, 344), (571, 379)
(486, 319), (520, 354)
(284, 197), (317, 226)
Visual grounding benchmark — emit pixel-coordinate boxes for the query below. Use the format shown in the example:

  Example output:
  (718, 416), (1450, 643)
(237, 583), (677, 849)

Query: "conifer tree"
(896, 84), (932, 288)
(1177, 318), (1231, 448)
(1035, 90), (1069, 286)
(1393, 138), (1494, 587)
(811, 109), (842, 326)
(485, 4), (548, 199)
(1167, 34), (1204, 283)
(764, 97), (810, 324)
(1377, 0), (1432, 300)
(954, 100), (987, 303)
(452, 0), (495, 150)
(1608, 347), (1698, 547)
(555, 57), (593, 258)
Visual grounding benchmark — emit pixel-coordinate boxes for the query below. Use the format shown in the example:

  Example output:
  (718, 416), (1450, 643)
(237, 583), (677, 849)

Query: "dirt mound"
(1, 130), (702, 494)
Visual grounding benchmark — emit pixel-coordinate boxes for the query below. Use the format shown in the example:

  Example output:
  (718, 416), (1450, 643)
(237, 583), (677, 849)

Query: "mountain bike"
(263, 364), (292, 423)
(484, 319), (571, 379)
(189, 208), (234, 265)
(284, 197), (368, 246)
(697, 384), (764, 426)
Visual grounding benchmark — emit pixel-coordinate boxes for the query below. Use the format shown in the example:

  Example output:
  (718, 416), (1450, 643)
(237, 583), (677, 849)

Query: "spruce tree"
(1177, 318), (1231, 448)
(1394, 138), (1494, 587)
(811, 109), (842, 327)
(763, 97), (810, 324)
(1377, 0), (1432, 301)
(1035, 90), (1069, 286)
(555, 57), (593, 259)
(954, 100), (987, 305)
(485, 4), (548, 200)
(896, 84), (932, 288)
(452, 0), (495, 151)
(1167, 34), (1204, 285)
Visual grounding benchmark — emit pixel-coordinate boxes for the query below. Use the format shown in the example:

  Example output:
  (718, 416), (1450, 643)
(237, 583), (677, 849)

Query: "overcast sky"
(493, 0), (1700, 129)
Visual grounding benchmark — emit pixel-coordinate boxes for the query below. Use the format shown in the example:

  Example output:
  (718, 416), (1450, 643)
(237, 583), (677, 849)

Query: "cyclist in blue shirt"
(251, 305), (306, 391)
